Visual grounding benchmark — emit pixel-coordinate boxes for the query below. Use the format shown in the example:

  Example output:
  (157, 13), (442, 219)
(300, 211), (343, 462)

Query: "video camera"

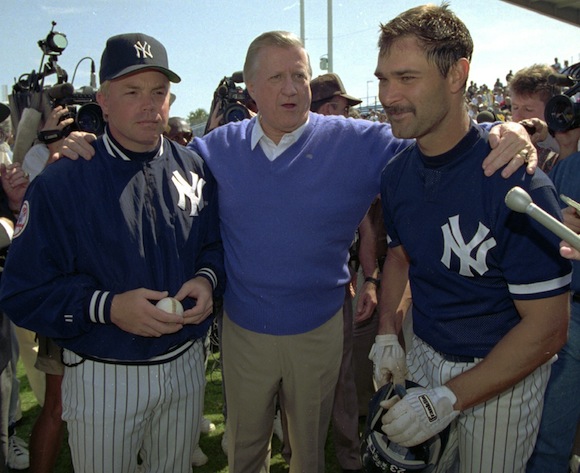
(545, 62), (580, 132)
(49, 83), (104, 137)
(205, 71), (255, 134)
(9, 21), (105, 137)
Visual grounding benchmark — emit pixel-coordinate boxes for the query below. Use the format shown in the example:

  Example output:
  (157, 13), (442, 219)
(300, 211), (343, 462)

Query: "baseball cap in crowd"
(310, 73), (362, 106)
(99, 33), (181, 84)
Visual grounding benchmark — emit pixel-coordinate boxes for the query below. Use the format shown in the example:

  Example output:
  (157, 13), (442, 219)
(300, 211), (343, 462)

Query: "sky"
(1, 0), (579, 120)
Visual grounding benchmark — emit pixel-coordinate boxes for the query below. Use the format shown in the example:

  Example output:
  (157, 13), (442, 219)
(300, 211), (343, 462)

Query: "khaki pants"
(222, 310), (343, 473)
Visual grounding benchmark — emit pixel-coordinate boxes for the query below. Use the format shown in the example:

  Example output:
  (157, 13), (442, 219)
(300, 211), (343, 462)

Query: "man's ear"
(246, 81), (256, 101)
(449, 58), (470, 94)
(96, 91), (108, 118)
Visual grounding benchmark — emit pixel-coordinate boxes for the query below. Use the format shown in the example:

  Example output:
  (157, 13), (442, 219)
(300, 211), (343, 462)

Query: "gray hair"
(243, 31), (312, 83)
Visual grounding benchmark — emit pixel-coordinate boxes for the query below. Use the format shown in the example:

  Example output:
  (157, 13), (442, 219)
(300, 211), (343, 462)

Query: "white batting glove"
(380, 385), (459, 447)
(368, 334), (407, 388)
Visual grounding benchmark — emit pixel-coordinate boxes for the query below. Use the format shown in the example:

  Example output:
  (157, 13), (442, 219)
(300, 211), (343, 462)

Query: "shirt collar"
(250, 113), (310, 151)
(103, 127), (164, 162)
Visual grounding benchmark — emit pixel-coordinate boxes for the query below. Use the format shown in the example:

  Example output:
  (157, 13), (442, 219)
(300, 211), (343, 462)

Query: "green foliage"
(188, 108), (209, 126)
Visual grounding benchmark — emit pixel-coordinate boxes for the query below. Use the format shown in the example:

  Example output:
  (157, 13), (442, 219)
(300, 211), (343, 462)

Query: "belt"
(438, 352), (475, 363)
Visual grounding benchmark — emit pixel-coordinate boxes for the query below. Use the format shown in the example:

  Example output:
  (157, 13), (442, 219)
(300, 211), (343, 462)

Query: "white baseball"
(156, 297), (184, 316)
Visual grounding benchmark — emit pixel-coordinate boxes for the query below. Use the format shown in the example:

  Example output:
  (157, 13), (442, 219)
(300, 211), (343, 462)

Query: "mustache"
(384, 105), (415, 115)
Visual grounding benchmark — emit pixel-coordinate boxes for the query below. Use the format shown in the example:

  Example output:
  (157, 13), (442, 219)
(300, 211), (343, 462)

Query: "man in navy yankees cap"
(0, 31), (224, 473)
(99, 32), (181, 84)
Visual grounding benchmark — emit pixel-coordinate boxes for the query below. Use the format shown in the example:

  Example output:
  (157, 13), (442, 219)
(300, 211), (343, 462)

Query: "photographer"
(509, 64), (562, 172)
(22, 106), (74, 179)
(204, 72), (256, 135)
(528, 121), (580, 473)
(10, 23), (103, 167)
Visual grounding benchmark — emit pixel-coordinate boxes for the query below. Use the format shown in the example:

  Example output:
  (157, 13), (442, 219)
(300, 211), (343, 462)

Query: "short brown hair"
(509, 64), (559, 105)
(378, 3), (473, 85)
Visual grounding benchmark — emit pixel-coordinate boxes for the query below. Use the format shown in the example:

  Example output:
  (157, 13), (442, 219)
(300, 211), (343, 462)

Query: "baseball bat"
(505, 186), (580, 252)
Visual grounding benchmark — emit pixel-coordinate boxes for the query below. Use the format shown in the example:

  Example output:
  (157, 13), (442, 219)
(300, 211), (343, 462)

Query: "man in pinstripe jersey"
(372, 4), (571, 473)
(0, 33), (224, 473)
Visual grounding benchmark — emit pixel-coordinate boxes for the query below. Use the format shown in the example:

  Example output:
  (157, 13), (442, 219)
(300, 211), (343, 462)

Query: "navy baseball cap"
(99, 33), (181, 84)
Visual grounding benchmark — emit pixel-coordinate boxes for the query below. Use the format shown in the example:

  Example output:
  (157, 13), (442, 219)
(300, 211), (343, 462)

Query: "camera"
(545, 62), (580, 132)
(52, 85), (105, 136)
(205, 71), (255, 134)
(9, 22), (104, 137)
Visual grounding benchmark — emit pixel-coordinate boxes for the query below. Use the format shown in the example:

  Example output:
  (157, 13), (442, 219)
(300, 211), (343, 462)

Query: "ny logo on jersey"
(133, 41), (153, 59)
(171, 171), (206, 216)
(441, 215), (497, 277)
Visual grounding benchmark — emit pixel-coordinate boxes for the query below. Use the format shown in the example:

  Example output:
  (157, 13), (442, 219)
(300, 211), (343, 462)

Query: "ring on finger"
(517, 149), (530, 163)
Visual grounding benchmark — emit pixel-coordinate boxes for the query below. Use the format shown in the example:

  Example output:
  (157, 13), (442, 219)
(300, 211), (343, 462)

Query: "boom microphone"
(47, 82), (74, 100)
(505, 186), (580, 252)
(548, 73), (575, 87)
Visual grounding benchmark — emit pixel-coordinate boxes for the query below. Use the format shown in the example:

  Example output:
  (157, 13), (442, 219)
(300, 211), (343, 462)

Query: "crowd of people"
(0, 4), (578, 473)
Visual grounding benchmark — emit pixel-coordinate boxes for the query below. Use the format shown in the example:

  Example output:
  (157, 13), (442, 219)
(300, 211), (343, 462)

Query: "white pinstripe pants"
(408, 335), (552, 473)
(61, 340), (204, 473)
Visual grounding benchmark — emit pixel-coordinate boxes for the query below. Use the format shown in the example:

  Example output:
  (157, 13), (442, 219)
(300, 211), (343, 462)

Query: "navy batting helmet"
(361, 380), (450, 473)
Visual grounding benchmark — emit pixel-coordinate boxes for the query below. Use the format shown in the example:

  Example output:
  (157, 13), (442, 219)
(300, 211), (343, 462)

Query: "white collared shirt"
(251, 114), (309, 161)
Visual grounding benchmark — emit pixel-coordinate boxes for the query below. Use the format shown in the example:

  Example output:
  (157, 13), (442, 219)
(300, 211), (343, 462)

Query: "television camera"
(9, 21), (104, 148)
(545, 61), (580, 133)
(204, 71), (255, 135)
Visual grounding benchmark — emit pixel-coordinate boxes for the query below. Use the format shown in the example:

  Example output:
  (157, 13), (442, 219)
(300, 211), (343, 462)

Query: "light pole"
(366, 80), (373, 109)
(300, 0), (305, 45)
(327, 0), (333, 72)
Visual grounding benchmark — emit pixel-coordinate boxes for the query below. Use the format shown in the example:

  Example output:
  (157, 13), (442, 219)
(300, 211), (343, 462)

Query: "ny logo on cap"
(133, 41), (153, 59)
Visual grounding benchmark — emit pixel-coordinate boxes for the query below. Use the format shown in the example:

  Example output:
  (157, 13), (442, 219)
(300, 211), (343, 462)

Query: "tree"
(188, 108), (209, 126)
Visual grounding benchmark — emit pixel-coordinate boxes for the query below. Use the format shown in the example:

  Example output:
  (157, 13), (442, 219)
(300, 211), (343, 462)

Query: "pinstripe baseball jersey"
(0, 129), (224, 362)
(381, 124), (571, 358)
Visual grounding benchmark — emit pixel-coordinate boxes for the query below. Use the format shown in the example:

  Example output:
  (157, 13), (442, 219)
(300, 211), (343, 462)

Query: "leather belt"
(438, 352), (475, 363)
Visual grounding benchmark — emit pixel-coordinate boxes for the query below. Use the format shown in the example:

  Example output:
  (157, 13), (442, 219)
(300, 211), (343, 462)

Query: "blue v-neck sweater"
(194, 112), (407, 335)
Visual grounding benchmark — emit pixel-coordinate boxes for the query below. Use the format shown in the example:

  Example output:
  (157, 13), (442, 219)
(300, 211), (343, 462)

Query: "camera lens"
(224, 104), (250, 124)
(545, 95), (580, 132)
(76, 103), (105, 135)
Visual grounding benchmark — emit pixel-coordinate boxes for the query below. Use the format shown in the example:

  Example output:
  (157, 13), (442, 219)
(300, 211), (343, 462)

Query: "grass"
(13, 349), (343, 473)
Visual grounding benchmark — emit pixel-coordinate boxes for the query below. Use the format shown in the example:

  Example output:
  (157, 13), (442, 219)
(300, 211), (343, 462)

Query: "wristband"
(365, 276), (380, 287)
(37, 129), (64, 145)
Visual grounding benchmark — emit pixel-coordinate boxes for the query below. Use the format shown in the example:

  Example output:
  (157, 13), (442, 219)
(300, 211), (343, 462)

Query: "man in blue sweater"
(57, 29), (537, 473)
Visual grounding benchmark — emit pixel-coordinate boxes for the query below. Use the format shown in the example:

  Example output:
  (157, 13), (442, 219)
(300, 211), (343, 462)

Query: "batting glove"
(368, 334), (407, 388)
(380, 385), (459, 447)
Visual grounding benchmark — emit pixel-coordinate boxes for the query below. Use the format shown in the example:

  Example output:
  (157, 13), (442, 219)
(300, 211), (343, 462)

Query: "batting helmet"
(361, 380), (450, 473)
